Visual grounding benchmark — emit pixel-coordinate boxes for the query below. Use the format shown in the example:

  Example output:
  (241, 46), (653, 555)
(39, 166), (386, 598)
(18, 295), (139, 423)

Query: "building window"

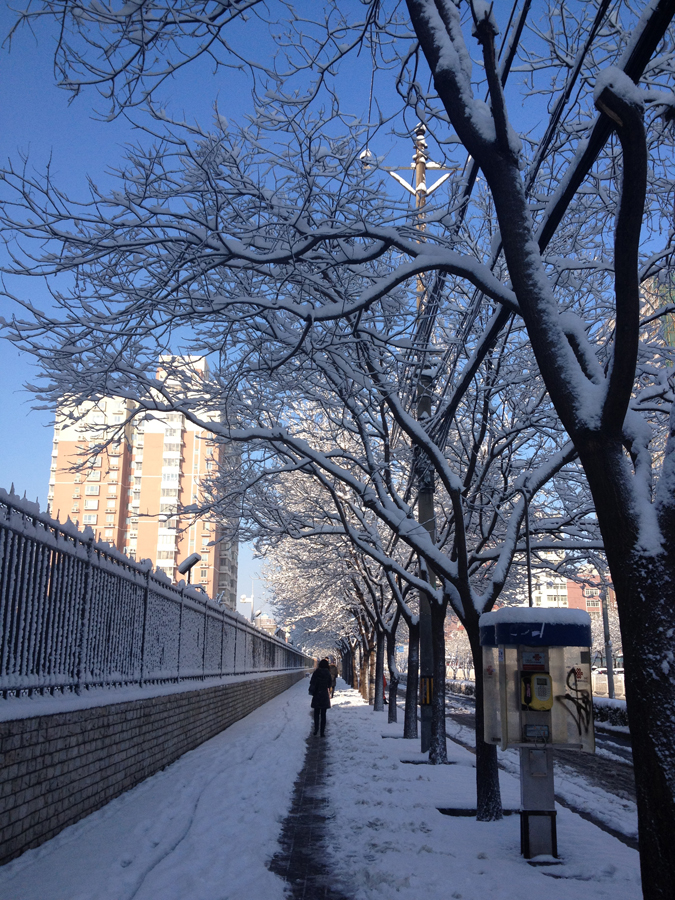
(162, 473), (180, 484)
(104, 528), (114, 537)
(106, 514), (115, 524)
(74, 474), (82, 483)
(91, 456), (102, 467)
(84, 499), (99, 510)
(72, 490), (81, 499)
(85, 484), (100, 495)
(199, 568), (208, 580)
(157, 550), (175, 560)
(587, 599), (600, 609)
(584, 587), (599, 597)
(71, 505), (80, 513)
(158, 534), (176, 546)
(83, 514), (97, 525)
(87, 471), (101, 482)
(108, 486), (117, 496)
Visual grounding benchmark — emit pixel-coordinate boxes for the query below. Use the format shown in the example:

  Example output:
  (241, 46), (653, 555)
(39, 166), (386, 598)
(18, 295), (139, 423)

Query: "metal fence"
(0, 492), (311, 698)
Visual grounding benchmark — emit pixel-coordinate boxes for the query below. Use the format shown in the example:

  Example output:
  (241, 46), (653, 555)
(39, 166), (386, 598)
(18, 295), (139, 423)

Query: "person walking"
(328, 659), (338, 698)
(309, 659), (332, 736)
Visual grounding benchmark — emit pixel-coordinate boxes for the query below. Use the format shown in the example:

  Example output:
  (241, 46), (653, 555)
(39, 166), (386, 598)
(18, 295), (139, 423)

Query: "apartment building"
(47, 361), (238, 609)
(48, 397), (135, 549)
(529, 566), (614, 616)
(531, 570), (569, 608)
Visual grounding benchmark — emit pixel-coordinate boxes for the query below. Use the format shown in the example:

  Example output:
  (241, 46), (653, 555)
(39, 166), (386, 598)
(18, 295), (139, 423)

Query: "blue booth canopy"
(479, 607), (592, 648)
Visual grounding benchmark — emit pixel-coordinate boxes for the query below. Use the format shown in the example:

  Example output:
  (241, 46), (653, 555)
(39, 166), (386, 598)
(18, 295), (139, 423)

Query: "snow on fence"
(0, 490), (311, 699)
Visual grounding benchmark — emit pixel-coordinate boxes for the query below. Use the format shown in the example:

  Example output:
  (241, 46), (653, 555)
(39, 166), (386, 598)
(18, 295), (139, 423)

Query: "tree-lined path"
(2, 5), (675, 896)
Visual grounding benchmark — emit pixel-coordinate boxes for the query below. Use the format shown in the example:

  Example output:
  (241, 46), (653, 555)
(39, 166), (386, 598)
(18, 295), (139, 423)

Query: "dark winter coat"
(309, 667), (332, 709)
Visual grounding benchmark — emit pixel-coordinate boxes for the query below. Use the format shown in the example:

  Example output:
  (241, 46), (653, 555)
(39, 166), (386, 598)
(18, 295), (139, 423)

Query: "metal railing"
(0, 491), (312, 698)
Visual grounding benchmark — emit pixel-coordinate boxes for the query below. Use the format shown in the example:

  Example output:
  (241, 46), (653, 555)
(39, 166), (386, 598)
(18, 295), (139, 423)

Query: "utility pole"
(380, 124), (453, 752)
(515, 488), (534, 608)
(601, 586), (615, 699)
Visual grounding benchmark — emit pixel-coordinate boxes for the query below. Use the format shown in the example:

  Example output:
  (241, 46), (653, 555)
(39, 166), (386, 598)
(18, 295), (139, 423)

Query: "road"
(444, 693), (635, 801)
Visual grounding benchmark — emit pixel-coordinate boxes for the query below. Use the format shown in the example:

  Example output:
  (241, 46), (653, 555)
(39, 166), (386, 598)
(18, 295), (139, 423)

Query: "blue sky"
(0, 8), (278, 612)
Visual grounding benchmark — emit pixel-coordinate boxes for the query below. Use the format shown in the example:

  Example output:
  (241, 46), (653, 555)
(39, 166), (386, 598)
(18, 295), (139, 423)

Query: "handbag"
(308, 681), (316, 696)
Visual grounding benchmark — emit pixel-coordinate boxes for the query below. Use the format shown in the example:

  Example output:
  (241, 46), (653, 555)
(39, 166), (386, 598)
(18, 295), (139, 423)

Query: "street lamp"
(177, 552), (202, 584)
(364, 123), (454, 754)
(600, 585), (616, 699)
(514, 487), (534, 608)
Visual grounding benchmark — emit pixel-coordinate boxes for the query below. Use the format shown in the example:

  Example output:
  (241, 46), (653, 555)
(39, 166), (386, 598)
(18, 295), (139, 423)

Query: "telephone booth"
(479, 608), (594, 858)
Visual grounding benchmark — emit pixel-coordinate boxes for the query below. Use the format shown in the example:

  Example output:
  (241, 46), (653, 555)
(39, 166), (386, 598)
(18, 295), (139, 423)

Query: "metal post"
(412, 124), (434, 754)
(519, 748), (557, 858)
(379, 123), (454, 754)
(75, 537), (94, 696)
(516, 489), (534, 608)
(418, 365), (435, 753)
(233, 615), (238, 675)
(601, 587), (615, 699)
(176, 584), (184, 683)
(220, 606), (225, 677)
(139, 568), (150, 687)
(202, 597), (208, 680)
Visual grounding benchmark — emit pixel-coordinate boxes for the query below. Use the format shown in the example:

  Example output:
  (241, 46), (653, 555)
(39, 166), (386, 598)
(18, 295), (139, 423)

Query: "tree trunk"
(404, 619), (419, 739)
(357, 640), (364, 698)
(579, 442), (675, 899)
(368, 630), (376, 705)
(468, 628), (503, 821)
(429, 600), (448, 764)
(386, 624), (400, 724)
(618, 559), (675, 900)
(374, 628), (385, 712)
(360, 637), (369, 702)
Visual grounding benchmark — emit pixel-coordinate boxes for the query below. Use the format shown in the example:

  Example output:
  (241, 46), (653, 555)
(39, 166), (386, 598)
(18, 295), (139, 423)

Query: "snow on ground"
(443, 706), (638, 842)
(0, 677), (641, 900)
(326, 685), (641, 900)
(0, 679), (312, 900)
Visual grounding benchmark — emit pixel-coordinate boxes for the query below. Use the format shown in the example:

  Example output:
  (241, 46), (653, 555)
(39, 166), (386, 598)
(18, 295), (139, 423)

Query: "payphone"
(479, 607), (594, 859)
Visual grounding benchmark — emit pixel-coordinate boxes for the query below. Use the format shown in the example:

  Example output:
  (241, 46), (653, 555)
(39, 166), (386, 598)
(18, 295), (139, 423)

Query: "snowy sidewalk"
(0, 679), (642, 900)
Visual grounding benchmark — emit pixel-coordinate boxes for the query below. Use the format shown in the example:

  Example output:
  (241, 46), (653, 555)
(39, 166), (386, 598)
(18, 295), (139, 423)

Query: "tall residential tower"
(48, 361), (238, 608)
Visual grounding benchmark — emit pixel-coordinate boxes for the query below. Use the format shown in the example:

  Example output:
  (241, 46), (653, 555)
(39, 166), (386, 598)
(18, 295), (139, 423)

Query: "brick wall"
(0, 670), (305, 865)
